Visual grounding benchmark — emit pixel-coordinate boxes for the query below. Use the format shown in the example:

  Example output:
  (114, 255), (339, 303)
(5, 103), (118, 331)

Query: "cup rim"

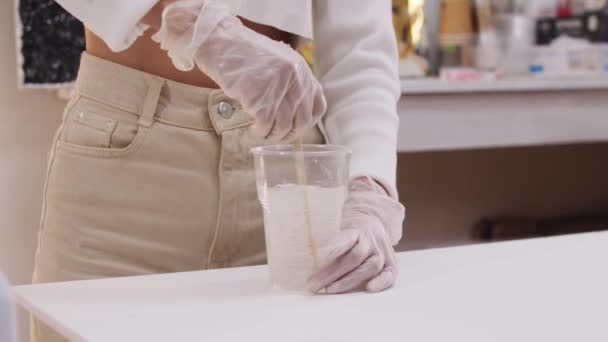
(250, 144), (352, 156)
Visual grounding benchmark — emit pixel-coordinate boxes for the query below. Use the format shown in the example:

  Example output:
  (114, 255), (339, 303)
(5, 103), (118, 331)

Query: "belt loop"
(139, 78), (164, 128)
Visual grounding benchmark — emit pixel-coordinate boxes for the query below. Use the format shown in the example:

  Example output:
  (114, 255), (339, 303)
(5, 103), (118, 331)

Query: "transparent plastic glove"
(152, 0), (327, 142)
(307, 178), (405, 294)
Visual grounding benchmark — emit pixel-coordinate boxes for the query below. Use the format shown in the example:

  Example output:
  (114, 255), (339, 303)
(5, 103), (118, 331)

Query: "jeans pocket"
(57, 95), (148, 159)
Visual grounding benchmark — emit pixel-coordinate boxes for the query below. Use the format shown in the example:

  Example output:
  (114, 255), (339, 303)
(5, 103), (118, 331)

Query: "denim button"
(217, 101), (234, 119)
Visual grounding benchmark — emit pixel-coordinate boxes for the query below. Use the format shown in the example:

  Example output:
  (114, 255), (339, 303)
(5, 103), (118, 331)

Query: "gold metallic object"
(393, 0), (426, 59)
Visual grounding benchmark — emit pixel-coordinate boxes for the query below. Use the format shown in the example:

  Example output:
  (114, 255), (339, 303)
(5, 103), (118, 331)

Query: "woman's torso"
(85, 18), (295, 88)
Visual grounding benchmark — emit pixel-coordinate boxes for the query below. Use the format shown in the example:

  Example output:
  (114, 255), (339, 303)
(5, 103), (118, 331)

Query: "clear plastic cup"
(251, 144), (351, 291)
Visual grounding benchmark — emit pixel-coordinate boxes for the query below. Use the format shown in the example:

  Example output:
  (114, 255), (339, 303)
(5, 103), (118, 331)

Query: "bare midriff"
(85, 18), (294, 88)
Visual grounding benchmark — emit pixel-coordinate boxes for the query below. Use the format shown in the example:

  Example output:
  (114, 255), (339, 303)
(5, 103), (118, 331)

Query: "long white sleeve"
(312, 0), (401, 198)
(54, 0), (158, 52)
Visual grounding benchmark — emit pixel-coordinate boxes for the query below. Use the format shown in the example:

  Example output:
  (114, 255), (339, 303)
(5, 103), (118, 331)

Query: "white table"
(14, 232), (608, 342)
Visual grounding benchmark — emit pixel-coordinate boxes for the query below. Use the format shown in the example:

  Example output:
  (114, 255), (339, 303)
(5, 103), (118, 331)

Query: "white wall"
(0, 1), (66, 340)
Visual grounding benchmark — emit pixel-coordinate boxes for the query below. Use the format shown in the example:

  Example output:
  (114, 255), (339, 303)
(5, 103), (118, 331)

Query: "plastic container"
(251, 145), (351, 291)
(496, 14), (535, 75)
(529, 38), (604, 76)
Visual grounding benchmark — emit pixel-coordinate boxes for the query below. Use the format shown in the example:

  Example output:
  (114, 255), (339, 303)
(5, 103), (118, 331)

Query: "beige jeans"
(31, 53), (325, 341)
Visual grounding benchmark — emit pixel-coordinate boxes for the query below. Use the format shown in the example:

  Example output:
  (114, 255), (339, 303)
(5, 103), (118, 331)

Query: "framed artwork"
(15, 0), (85, 88)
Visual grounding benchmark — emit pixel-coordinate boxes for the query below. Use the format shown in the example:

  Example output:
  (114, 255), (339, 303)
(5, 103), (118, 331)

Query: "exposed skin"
(85, 1), (295, 88)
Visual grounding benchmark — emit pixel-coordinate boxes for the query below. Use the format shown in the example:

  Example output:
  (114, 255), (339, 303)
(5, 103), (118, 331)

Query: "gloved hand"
(307, 177), (405, 294)
(152, 0), (327, 142)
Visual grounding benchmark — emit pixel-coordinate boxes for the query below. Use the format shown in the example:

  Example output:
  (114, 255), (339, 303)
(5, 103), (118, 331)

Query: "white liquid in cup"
(259, 184), (346, 291)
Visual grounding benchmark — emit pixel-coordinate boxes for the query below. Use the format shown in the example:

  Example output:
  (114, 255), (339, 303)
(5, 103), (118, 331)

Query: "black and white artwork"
(16, 0), (85, 88)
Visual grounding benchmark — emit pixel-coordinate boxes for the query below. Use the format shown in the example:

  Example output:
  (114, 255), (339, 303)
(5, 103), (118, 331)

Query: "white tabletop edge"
(13, 231), (606, 292)
(12, 231), (608, 342)
(12, 289), (87, 342)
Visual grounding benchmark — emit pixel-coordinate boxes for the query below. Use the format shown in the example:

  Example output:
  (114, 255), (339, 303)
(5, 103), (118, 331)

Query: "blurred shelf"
(397, 89), (608, 152)
(401, 76), (608, 95)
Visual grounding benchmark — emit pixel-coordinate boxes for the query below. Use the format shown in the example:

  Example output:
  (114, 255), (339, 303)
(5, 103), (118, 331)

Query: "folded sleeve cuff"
(55, 0), (158, 52)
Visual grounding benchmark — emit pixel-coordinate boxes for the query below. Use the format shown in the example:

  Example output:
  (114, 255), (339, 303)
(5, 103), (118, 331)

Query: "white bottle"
(524, 0), (558, 18)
